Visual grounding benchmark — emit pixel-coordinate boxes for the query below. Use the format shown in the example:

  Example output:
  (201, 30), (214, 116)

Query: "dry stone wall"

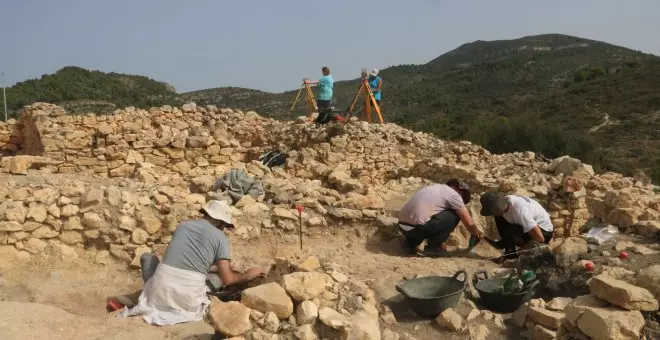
(0, 102), (658, 264)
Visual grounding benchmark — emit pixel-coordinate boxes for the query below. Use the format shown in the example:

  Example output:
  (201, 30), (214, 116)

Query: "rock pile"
(206, 256), (384, 340)
(0, 102), (658, 265)
(511, 270), (659, 340)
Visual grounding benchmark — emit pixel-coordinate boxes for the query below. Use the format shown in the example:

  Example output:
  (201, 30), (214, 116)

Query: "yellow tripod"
(290, 79), (318, 121)
(346, 71), (384, 124)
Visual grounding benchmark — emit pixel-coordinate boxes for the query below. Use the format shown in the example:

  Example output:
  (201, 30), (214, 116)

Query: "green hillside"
(5, 66), (182, 116)
(182, 34), (660, 183)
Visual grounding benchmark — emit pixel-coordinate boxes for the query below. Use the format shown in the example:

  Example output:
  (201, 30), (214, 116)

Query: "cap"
(202, 200), (233, 226)
(371, 68), (379, 76)
(446, 178), (471, 204)
(479, 191), (508, 216)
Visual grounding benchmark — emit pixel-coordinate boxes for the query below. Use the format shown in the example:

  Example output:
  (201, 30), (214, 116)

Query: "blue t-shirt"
(369, 76), (382, 100)
(317, 75), (334, 101)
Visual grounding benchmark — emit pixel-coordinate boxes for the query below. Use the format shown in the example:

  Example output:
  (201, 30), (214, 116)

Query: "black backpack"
(259, 150), (287, 168)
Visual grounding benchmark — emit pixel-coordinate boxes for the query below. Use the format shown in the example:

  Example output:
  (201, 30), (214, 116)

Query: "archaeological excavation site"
(0, 102), (658, 340)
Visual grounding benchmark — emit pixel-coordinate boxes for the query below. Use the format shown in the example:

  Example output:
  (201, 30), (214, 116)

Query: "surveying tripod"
(344, 68), (384, 124)
(290, 79), (319, 121)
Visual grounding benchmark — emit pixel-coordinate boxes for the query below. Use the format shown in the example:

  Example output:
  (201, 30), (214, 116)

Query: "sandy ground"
(0, 227), (509, 340)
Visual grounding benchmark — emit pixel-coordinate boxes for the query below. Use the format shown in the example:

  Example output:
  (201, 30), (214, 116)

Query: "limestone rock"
(130, 247), (152, 268)
(295, 256), (321, 272)
(588, 274), (659, 311)
(347, 310), (380, 340)
(80, 187), (104, 212)
(294, 324), (318, 340)
(435, 307), (463, 332)
(511, 304), (528, 327)
(131, 228), (150, 245)
(467, 324), (489, 340)
(241, 282), (294, 319)
(262, 312), (280, 333)
(0, 221), (22, 232)
(5, 201), (27, 223)
(636, 265), (660, 300)
(59, 231), (83, 245)
(282, 272), (328, 302)
(318, 307), (352, 331)
(527, 306), (564, 330)
(81, 212), (103, 229)
(296, 300), (318, 325)
(552, 237), (588, 267)
(119, 215), (137, 231)
(26, 204), (48, 223)
(528, 324), (558, 340)
(207, 298), (252, 337)
(25, 238), (48, 254)
(546, 297), (573, 311)
(577, 305), (645, 340)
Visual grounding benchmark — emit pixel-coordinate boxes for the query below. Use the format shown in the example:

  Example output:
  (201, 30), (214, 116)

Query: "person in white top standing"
(479, 191), (554, 262)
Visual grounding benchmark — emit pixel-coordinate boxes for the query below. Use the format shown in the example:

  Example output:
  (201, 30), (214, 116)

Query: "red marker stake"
(296, 206), (303, 250)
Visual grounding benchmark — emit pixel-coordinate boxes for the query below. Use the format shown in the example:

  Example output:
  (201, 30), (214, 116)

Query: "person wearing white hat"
(121, 200), (266, 326)
(368, 69), (382, 106)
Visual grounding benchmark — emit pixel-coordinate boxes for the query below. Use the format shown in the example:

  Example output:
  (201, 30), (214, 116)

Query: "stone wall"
(0, 102), (658, 264)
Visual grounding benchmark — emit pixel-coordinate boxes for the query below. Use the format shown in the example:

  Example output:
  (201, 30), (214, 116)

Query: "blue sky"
(1, 0), (659, 93)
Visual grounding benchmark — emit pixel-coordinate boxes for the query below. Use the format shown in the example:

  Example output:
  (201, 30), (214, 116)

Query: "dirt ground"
(1, 224), (657, 340)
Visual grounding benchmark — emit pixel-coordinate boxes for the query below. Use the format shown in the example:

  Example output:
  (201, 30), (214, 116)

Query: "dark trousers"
(495, 216), (553, 257)
(399, 210), (460, 249)
(315, 99), (335, 124)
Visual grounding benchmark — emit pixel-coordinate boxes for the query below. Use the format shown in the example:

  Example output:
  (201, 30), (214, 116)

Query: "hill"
(4, 66), (182, 116)
(181, 34), (660, 183)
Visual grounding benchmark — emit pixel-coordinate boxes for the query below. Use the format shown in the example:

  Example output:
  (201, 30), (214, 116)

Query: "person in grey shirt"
(122, 200), (265, 325)
(141, 200), (265, 287)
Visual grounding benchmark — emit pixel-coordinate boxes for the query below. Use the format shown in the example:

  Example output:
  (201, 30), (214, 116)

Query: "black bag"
(259, 150), (287, 168)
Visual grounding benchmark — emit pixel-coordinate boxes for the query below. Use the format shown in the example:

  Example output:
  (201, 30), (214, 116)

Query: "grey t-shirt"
(162, 219), (231, 274)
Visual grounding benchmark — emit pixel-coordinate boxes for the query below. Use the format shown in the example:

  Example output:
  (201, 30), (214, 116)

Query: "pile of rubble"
(206, 256), (385, 340)
(511, 267), (660, 340)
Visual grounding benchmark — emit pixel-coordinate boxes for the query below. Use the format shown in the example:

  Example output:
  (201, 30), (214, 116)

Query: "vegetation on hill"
(183, 34), (660, 183)
(4, 66), (181, 116)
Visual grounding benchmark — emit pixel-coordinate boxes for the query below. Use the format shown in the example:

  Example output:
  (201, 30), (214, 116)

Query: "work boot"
(421, 245), (450, 258)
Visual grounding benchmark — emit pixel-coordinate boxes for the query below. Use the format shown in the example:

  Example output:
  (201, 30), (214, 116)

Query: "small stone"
(81, 212), (103, 229)
(26, 204), (48, 223)
(131, 228), (149, 245)
(295, 256), (321, 272)
(60, 204), (79, 217)
(296, 300), (318, 325)
(282, 272), (328, 302)
(262, 312), (280, 333)
(207, 298), (252, 337)
(318, 307), (351, 331)
(331, 271), (349, 283)
(435, 307), (463, 332)
(130, 247), (152, 268)
(468, 324), (489, 340)
(631, 245), (657, 255)
(527, 306), (564, 330)
(119, 215), (137, 231)
(546, 297), (573, 311)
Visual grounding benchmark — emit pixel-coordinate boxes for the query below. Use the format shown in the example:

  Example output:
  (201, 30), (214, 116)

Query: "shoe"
(402, 243), (418, 256)
(421, 246), (450, 258)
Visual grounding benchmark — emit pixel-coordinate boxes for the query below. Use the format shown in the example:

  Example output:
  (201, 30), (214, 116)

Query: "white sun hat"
(202, 200), (233, 225)
(371, 68), (379, 76)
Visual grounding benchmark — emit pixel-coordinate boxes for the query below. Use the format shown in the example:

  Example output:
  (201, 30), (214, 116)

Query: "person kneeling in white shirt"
(479, 191), (554, 262)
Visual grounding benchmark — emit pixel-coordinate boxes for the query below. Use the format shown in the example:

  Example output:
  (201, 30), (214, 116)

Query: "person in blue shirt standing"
(368, 69), (382, 106)
(305, 66), (334, 110)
